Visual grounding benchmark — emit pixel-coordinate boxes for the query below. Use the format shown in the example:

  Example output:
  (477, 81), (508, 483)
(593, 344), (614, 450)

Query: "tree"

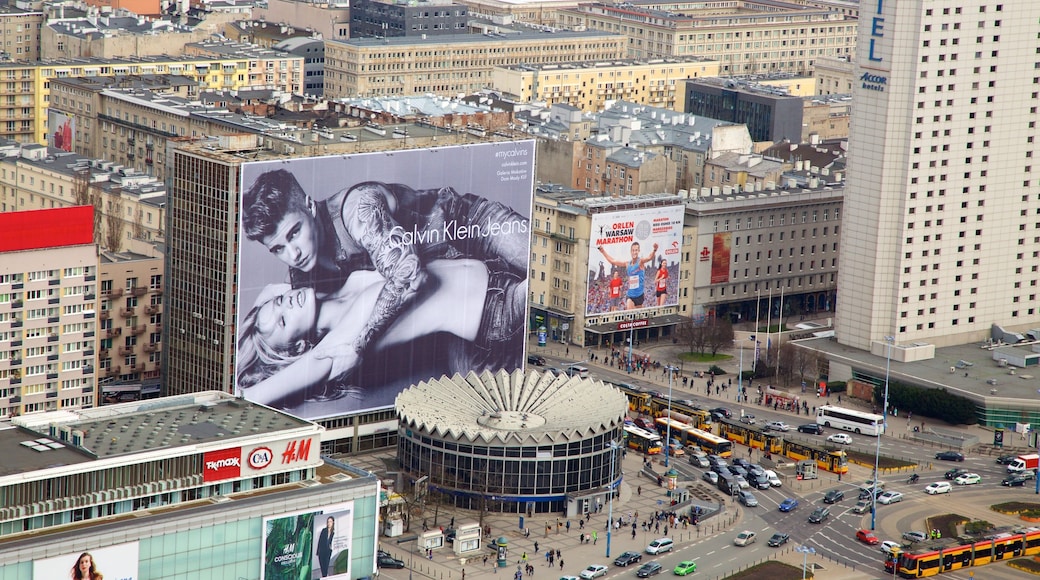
(73, 169), (103, 247)
(704, 318), (735, 356)
(776, 342), (798, 387)
(105, 196), (124, 252)
(790, 343), (821, 387)
(675, 318), (708, 355)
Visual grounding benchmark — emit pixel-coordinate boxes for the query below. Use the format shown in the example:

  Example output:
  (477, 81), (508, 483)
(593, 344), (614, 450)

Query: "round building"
(396, 369), (628, 514)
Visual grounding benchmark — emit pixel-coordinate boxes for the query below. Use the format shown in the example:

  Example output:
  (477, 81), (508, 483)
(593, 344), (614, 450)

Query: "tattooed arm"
(338, 182), (428, 361)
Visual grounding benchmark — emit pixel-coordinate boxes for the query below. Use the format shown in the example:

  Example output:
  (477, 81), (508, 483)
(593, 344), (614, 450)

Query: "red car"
(634, 418), (655, 430)
(856, 529), (880, 545)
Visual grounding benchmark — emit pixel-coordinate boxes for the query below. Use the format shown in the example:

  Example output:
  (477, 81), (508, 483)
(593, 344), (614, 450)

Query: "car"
(935, 451), (965, 462)
(856, 529), (881, 545)
(860, 479), (886, 492)
(1003, 475), (1031, 487)
(738, 490), (759, 507)
(808, 506), (830, 523)
(797, 424), (824, 435)
(1018, 470), (1037, 481)
(707, 455), (728, 469)
(880, 541), (902, 555)
(954, 473), (981, 486)
(636, 563), (663, 578)
(779, 498), (799, 512)
(709, 407), (732, 419)
(580, 565), (609, 579)
(688, 454), (709, 468)
(734, 531), (756, 546)
(878, 491), (904, 505)
(735, 475), (750, 489)
(858, 488), (884, 501)
(764, 421), (791, 432)
(852, 500), (871, 514)
(646, 538), (674, 555)
(924, 482), (952, 495)
(378, 554), (406, 569)
(764, 470), (782, 487)
(902, 531), (928, 543)
(752, 473), (772, 490)
(767, 532), (791, 547)
(527, 355), (547, 366)
(732, 458), (751, 469)
(945, 468), (970, 480)
(997, 454), (1017, 465)
(728, 465), (749, 478)
(702, 471), (719, 485)
(823, 489), (845, 504)
(747, 464), (765, 477)
(673, 561), (697, 576)
(739, 414), (756, 424)
(614, 552), (643, 567)
(634, 418), (656, 431)
(827, 433), (853, 445)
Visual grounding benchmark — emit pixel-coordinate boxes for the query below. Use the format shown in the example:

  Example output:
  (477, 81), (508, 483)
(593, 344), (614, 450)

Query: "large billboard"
(262, 501), (354, 580)
(47, 109), (75, 152)
(586, 205), (684, 316)
(694, 231), (732, 286)
(236, 142), (534, 420)
(33, 541), (139, 580)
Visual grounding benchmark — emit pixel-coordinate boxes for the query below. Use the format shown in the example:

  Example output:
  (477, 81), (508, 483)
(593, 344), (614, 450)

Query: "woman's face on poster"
(256, 287), (318, 352)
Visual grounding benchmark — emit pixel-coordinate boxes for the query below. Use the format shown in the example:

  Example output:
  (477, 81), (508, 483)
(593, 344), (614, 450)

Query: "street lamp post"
(605, 438), (621, 558)
(871, 335), (895, 530)
(796, 546), (816, 580)
(664, 366), (675, 467)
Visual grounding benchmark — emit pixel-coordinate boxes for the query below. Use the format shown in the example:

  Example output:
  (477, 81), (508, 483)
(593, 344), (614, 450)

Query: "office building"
(835, 1), (1040, 351)
(684, 77), (806, 144)
(350, 0), (468, 38)
(0, 206), (98, 418)
(557, 1), (856, 74)
(323, 30), (626, 98)
(454, 0), (579, 27)
(491, 57), (720, 112)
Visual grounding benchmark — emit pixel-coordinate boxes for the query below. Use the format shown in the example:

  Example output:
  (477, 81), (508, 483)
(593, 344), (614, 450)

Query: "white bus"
(816, 405), (885, 436)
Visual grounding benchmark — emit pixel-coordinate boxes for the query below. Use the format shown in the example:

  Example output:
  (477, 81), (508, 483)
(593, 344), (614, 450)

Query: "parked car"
(739, 414), (756, 424)
(878, 491), (904, 505)
(614, 552), (642, 567)
(738, 490), (759, 507)
(767, 532), (791, 547)
(935, 451), (965, 462)
(902, 531), (928, 543)
(924, 482), (952, 495)
(954, 473), (981, 486)
(636, 563), (663, 578)
(797, 424), (824, 435)
(827, 433), (853, 445)
(581, 565), (608, 579)
(779, 498), (799, 512)
(734, 531), (756, 546)
(808, 506), (830, 523)
(378, 554), (406, 569)
(856, 529), (881, 545)
(673, 561), (697, 576)
(823, 489), (845, 504)
(527, 355), (547, 366)
(764, 421), (791, 432)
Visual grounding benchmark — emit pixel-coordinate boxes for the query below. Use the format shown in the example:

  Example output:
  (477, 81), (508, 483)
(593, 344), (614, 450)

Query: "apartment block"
(491, 57), (720, 112)
(254, 0), (351, 42)
(350, 0), (468, 38)
(323, 30), (626, 98)
(557, 1), (856, 75)
(97, 250), (162, 388)
(0, 3), (43, 62)
(454, 0), (579, 27)
(183, 40), (305, 94)
(0, 206), (98, 418)
(42, 13), (221, 60)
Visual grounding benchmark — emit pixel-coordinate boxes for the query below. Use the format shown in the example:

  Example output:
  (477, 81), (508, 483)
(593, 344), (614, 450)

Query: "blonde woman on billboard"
(236, 259), (522, 406)
(596, 242), (658, 310)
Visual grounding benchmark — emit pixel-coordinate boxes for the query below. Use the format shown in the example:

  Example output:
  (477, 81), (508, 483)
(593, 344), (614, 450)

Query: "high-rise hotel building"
(836, 1), (1040, 351)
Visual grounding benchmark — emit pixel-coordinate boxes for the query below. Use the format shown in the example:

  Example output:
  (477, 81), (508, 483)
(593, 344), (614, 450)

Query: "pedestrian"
(485, 555), (489, 567)
(593, 531), (598, 545)
(451, 516), (456, 528)
(534, 541), (539, 553)
(463, 569), (466, 580)
(632, 528), (636, 539)
(560, 560), (564, 570)
(579, 532), (585, 544)
(637, 485), (641, 496)
(579, 519), (585, 530)
(522, 552), (528, 563)
(566, 520), (571, 532)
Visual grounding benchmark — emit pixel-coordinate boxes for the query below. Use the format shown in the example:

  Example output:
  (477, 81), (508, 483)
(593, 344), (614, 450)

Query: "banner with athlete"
(585, 205), (684, 316)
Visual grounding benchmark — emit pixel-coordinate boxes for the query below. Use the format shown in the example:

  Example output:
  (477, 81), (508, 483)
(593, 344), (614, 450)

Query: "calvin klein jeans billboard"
(236, 142), (535, 420)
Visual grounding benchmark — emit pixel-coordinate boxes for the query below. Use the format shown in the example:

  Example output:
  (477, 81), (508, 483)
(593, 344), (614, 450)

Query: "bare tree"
(132, 207), (146, 240)
(105, 196), (124, 252)
(705, 317), (735, 356)
(73, 170), (104, 247)
(776, 342), (798, 387)
(675, 318), (708, 355)
(791, 344), (821, 387)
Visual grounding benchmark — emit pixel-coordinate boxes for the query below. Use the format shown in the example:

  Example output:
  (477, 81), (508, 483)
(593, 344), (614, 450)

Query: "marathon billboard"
(203, 436), (322, 482)
(33, 541), (139, 580)
(236, 142), (535, 420)
(262, 501), (355, 580)
(586, 205), (684, 316)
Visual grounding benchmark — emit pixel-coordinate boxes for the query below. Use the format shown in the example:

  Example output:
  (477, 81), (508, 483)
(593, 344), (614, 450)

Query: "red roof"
(0, 206), (94, 252)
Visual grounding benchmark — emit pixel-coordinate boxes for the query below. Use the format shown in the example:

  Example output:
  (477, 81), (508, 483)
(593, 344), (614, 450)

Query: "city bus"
(623, 425), (663, 455)
(816, 405), (886, 436)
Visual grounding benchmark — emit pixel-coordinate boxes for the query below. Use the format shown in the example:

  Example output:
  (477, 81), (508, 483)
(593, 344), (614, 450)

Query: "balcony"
(118, 346), (134, 356)
(47, 333), (58, 342)
(151, 285), (163, 296)
(11, 320), (20, 328)
(131, 363), (145, 372)
(121, 307), (135, 317)
(82, 366), (93, 375)
(106, 327), (122, 338)
(104, 366), (121, 376)
(130, 287), (147, 297)
(154, 323), (162, 333)
(144, 343), (158, 353)
(144, 304), (160, 315)
(10, 300), (21, 309)
(48, 279), (59, 286)
(99, 348), (109, 358)
(103, 288), (124, 299)
(130, 324), (146, 336)
(100, 310), (110, 320)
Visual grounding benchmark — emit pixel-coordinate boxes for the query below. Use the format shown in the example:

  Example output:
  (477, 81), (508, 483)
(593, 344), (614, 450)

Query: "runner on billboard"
(241, 171), (527, 398)
(654, 262), (669, 306)
(608, 269), (624, 311)
(596, 242), (658, 310)
(237, 259), (517, 405)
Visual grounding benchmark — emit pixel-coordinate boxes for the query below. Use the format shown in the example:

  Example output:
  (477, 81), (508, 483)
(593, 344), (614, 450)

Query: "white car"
(734, 530), (757, 546)
(580, 565), (608, 579)
(826, 433), (853, 445)
(924, 482), (952, 495)
(765, 421), (791, 432)
(955, 473), (982, 486)
(878, 491), (903, 505)
(880, 541), (902, 555)
(764, 469), (782, 487)
(735, 475), (750, 489)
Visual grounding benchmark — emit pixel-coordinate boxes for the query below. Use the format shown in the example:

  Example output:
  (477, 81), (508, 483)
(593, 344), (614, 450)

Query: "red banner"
(710, 232), (731, 284)
(203, 447), (242, 482)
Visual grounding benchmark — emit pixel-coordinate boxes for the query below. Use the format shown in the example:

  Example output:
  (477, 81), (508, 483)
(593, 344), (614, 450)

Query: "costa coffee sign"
(203, 446), (242, 482)
(201, 436), (321, 482)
